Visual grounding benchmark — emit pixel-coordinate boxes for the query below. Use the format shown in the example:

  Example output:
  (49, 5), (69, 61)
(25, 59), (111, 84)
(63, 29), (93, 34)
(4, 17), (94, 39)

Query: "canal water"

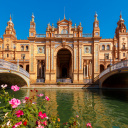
(4, 88), (128, 128)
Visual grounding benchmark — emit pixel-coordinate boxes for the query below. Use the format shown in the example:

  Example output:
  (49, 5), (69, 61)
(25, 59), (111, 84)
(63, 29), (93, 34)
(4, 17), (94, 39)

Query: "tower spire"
(94, 12), (98, 21)
(10, 14), (12, 21)
(120, 11), (123, 20)
(64, 7), (65, 19)
(31, 13), (35, 22)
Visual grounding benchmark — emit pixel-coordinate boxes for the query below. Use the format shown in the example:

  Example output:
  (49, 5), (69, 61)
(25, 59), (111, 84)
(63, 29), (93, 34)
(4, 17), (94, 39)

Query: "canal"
(2, 88), (128, 128)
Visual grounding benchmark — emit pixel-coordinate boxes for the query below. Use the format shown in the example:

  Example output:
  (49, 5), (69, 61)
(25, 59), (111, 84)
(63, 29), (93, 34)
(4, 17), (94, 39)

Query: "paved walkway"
(22, 84), (99, 89)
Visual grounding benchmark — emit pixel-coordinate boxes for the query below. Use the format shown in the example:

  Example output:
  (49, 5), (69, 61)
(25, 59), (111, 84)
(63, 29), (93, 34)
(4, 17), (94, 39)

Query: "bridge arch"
(0, 59), (30, 87)
(99, 60), (128, 88)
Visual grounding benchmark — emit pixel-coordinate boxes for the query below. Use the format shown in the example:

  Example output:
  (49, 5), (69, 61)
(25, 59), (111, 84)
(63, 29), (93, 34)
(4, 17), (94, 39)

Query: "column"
(84, 65), (85, 78)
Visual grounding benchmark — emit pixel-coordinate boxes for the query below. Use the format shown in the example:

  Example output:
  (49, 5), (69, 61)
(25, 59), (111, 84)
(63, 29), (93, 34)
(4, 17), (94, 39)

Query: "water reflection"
(5, 89), (128, 128)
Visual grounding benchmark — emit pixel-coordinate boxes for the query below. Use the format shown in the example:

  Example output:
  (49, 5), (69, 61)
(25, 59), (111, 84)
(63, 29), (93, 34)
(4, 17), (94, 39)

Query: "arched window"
(21, 46), (24, 51)
(61, 29), (68, 34)
(107, 45), (110, 50)
(102, 45), (105, 50)
(26, 46), (29, 51)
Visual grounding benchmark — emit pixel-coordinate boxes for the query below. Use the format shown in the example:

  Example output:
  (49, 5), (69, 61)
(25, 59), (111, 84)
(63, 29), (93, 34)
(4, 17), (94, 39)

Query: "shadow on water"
(0, 73), (27, 87)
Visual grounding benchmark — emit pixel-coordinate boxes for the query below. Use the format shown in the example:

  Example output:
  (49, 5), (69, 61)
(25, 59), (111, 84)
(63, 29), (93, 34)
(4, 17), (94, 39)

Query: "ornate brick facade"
(0, 13), (127, 84)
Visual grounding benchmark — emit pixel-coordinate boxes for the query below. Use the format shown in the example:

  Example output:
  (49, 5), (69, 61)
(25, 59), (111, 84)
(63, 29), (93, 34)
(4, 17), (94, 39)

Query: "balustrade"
(0, 59), (29, 78)
(99, 60), (128, 78)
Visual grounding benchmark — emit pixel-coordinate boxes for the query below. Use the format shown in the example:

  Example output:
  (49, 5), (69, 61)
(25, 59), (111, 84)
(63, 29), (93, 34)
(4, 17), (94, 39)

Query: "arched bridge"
(0, 59), (30, 87)
(99, 60), (128, 88)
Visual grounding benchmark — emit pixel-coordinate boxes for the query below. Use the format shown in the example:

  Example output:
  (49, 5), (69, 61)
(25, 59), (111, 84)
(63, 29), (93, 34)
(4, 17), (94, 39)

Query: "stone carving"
(37, 46), (45, 54)
(84, 46), (91, 53)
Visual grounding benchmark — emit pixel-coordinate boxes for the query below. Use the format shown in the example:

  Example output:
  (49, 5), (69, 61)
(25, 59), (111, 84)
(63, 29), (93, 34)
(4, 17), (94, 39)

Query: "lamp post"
(14, 46), (16, 60)
(23, 56), (25, 69)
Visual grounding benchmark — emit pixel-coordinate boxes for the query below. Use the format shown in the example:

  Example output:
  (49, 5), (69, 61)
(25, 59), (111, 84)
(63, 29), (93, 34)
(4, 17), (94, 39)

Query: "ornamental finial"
(32, 13), (35, 22)
(94, 12), (98, 21)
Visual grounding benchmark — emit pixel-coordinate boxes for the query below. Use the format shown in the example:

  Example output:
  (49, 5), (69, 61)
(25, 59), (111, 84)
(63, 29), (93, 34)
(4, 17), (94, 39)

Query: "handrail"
(0, 59), (30, 78)
(99, 60), (128, 78)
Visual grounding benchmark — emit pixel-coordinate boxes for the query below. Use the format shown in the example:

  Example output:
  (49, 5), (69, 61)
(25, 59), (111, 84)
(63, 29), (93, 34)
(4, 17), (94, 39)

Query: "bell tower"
(4, 14), (16, 38)
(29, 13), (36, 37)
(115, 13), (126, 38)
(92, 12), (101, 83)
(93, 12), (100, 37)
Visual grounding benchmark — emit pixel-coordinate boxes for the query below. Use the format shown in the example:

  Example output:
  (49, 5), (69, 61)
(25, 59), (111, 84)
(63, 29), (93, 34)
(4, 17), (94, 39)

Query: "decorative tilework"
(37, 46), (45, 54)
(80, 48), (82, 69)
(75, 49), (76, 69)
(52, 49), (54, 69)
(47, 49), (49, 69)
(95, 44), (98, 72)
(30, 45), (34, 72)
(84, 46), (91, 53)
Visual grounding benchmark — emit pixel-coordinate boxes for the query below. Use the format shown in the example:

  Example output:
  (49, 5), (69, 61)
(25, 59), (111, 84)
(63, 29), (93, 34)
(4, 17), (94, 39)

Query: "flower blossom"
(38, 94), (44, 97)
(86, 123), (92, 128)
(9, 98), (21, 108)
(11, 85), (20, 91)
(23, 121), (27, 126)
(1, 84), (7, 89)
(4, 112), (8, 118)
(38, 112), (47, 119)
(25, 97), (29, 100)
(76, 115), (79, 118)
(15, 110), (24, 117)
(36, 125), (44, 128)
(43, 121), (47, 126)
(12, 121), (22, 128)
(45, 96), (49, 101)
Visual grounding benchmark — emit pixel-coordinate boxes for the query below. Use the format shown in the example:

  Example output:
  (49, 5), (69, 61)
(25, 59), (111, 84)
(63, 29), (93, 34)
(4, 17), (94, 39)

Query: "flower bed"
(0, 84), (92, 128)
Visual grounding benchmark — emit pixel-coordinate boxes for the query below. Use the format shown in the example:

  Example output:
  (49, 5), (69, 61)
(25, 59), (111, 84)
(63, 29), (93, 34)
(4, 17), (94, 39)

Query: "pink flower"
(38, 112), (47, 119)
(76, 115), (79, 118)
(15, 110), (24, 117)
(38, 94), (44, 97)
(12, 121), (22, 128)
(22, 99), (26, 103)
(1, 84), (7, 88)
(25, 97), (29, 100)
(45, 96), (49, 101)
(43, 121), (47, 126)
(9, 98), (21, 108)
(86, 123), (92, 128)
(11, 85), (20, 91)
(36, 125), (44, 128)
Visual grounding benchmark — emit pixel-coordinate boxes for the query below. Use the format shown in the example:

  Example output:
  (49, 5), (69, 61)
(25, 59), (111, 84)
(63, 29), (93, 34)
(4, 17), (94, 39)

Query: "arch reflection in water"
(9, 89), (128, 127)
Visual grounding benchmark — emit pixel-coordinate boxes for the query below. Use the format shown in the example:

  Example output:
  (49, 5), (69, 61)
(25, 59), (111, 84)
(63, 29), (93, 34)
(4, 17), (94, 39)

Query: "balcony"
(55, 34), (73, 38)
(82, 33), (92, 37)
(36, 34), (46, 38)
(5, 48), (9, 51)
(35, 33), (92, 38)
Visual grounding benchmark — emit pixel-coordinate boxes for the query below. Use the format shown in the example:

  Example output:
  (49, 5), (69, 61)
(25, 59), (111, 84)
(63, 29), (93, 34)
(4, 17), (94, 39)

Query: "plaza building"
(0, 13), (127, 84)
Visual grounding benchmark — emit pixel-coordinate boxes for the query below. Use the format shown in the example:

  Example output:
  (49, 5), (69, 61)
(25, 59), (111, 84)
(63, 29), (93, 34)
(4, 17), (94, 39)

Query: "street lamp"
(23, 56), (25, 69)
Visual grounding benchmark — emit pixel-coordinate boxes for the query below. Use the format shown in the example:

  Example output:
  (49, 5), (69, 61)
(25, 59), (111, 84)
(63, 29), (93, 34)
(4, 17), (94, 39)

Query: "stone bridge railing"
(0, 59), (30, 78)
(99, 60), (128, 79)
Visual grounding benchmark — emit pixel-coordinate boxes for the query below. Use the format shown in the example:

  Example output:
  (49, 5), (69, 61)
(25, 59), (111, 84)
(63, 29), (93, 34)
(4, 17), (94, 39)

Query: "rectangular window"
(104, 53), (109, 59)
(123, 53), (125, 57)
(21, 54), (25, 59)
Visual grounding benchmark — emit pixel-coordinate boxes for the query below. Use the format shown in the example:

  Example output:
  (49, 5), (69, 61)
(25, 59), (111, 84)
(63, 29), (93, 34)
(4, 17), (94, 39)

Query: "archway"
(100, 64), (104, 73)
(107, 64), (110, 68)
(19, 65), (23, 68)
(26, 65), (29, 73)
(57, 48), (72, 81)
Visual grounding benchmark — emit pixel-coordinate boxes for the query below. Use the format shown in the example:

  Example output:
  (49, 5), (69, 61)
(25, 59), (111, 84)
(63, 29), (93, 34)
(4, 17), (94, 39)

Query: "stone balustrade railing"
(99, 60), (128, 78)
(0, 59), (30, 78)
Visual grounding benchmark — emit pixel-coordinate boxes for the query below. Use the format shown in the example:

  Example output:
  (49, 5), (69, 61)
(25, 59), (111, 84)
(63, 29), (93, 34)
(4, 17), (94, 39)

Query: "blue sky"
(0, 0), (128, 39)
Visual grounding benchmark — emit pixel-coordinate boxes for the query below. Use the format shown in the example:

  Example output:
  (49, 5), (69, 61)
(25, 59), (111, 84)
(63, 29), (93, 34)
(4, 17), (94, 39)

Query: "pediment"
(57, 19), (72, 25)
